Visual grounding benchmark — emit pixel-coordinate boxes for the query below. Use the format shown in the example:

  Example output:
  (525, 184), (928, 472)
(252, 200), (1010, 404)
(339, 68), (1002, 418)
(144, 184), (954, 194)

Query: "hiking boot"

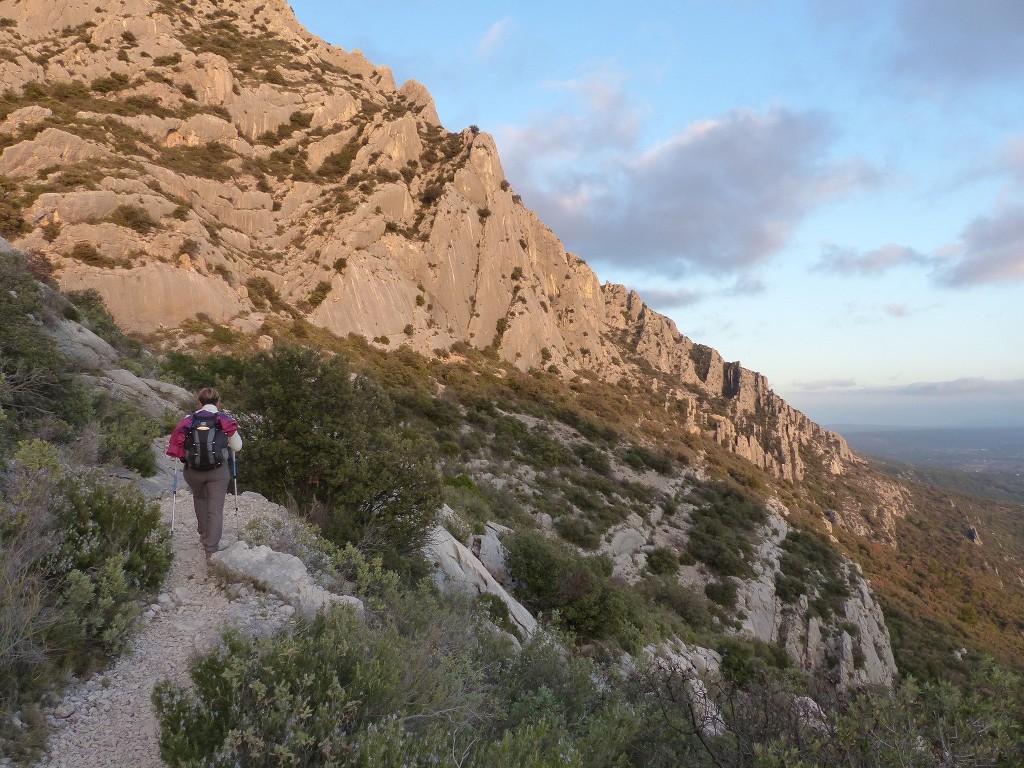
(204, 542), (230, 559)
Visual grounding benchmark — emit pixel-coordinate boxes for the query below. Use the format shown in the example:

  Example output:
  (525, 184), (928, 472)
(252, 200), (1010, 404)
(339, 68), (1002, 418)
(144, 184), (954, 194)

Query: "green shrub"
(704, 579), (738, 608)
(0, 174), (27, 238)
(521, 425), (577, 471)
(318, 141), (359, 179)
(152, 52), (182, 66)
(66, 241), (111, 266)
(1, 443), (170, 759)
(108, 203), (157, 233)
(684, 480), (766, 578)
(157, 350), (245, 394)
(620, 444), (674, 475)
(573, 443), (612, 476)
(153, 578), (511, 768)
(637, 576), (712, 631)
(90, 72), (130, 93)
(504, 529), (644, 650)
(307, 279), (332, 308)
(161, 142), (235, 180)
(555, 516), (600, 550)
(94, 398), (160, 476)
(244, 276), (280, 310)
(775, 529), (851, 618)
(645, 547), (678, 575)
(234, 346), (441, 569)
(0, 250), (92, 445)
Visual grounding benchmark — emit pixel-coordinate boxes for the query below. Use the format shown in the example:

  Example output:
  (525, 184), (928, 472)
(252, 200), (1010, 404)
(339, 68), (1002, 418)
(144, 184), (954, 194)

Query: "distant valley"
(836, 425), (1024, 504)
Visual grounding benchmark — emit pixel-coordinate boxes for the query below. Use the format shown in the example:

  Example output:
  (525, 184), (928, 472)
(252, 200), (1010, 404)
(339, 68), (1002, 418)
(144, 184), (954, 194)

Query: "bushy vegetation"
(0, 174), (27, 239)
(152, 527), (1024, 767)
(684, 480), (767, 578)
(0, 248), (175, 758)
(774, 529), (851, 618)
(1, 441), (171, 760)
(232, 346), (441, 573)
(0, 249), (91, 449)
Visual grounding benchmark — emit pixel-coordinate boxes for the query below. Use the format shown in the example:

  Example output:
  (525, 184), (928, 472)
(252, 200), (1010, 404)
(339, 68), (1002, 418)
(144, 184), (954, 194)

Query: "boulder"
(424, 524), (537, 638)
(78, 368), (189, 418)
(49, 318), (119, 371)
(211, 541), (365, 620)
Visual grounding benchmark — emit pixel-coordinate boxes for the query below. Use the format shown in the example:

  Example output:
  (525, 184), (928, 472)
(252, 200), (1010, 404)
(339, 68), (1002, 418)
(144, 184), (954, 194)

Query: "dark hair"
(197, 387), (220, 405)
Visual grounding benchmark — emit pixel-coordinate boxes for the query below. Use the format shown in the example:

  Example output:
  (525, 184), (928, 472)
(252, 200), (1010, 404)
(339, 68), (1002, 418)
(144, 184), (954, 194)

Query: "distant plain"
(834, 426), (1024, 504)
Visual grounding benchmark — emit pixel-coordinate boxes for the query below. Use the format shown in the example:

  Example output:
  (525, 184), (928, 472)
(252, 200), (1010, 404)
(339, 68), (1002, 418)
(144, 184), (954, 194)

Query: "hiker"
(167, 387), (243, 558)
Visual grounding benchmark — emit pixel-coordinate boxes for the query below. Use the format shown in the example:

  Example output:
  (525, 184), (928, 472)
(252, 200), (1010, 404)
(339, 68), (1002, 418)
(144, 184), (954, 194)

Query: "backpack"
(184, 411), (230, 471)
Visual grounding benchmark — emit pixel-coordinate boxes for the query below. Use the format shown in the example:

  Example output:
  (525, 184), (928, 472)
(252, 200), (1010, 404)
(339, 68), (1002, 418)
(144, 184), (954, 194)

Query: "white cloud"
(632, 286), (703, 309)
(793, 378), (859, 391)
(883, 304), (910, 317)
(793, 376), (1024, 398)
(477, 17), (511, 58)
(501, 96), (877, 279)
(816, 242), (930, 274)
(817, 198), (1024, 287)
(937, 203), (1024, 286)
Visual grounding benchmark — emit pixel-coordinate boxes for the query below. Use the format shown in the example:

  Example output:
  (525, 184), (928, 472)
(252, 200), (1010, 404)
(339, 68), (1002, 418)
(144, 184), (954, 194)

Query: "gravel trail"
(34, 484), (288, 768)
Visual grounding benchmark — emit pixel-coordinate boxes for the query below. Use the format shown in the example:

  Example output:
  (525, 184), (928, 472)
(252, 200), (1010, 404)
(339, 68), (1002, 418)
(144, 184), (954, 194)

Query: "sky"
(288, 0), (1024, 428)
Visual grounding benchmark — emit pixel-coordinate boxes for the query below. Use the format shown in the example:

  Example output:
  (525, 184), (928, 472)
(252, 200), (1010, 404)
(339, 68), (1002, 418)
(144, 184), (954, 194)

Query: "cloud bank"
(792, 377), (1024, 398)
(890, 0), (1024, 89)
(499, 79), (877, 278)
(816, 206), (1024, 287)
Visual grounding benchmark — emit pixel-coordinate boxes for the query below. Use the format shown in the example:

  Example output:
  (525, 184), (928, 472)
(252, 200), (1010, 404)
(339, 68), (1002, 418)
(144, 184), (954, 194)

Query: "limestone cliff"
(0, 0), (850, 481)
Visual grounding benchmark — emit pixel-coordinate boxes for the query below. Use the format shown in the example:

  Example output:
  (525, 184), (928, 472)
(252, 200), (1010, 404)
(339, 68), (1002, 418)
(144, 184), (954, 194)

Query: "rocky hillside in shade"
(0, 0), (850, 483)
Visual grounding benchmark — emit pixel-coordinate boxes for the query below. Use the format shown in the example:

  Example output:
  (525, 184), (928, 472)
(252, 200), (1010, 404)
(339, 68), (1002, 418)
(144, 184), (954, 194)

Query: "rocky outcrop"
(212, 540), (365, 620)
(596, 491), (897, 687)
(735, 503), (896, 688)
(425, 520), (538, 639)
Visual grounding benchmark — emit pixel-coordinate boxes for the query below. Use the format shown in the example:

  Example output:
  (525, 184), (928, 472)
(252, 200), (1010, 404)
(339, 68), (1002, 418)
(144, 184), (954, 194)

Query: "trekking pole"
(231, 450), (239, 534)
(171, 464), (179, 534)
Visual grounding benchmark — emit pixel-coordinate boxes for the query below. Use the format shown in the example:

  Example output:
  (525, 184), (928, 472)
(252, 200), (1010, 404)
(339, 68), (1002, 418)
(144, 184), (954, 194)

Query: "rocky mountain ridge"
(0, 0), (852, 484)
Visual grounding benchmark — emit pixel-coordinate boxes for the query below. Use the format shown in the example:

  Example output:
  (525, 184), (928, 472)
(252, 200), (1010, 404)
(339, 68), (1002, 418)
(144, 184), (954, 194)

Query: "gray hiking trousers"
(184, 463), (231, 553)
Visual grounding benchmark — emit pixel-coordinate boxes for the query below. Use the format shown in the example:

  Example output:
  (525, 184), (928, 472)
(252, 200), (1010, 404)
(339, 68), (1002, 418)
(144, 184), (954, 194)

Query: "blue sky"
(289, 0), (1024, 428)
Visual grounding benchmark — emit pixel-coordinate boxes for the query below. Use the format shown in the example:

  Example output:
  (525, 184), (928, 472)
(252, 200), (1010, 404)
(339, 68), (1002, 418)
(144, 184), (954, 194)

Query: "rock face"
(594, 492), (897, 687)
(734, 504), (897, 688)
(0, 0), (851, 482)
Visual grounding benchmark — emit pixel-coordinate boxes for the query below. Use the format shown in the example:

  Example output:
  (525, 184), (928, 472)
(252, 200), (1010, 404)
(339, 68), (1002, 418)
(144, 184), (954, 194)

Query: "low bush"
(1, 440), (170, 760)
(0, 249), (92, 448)
(621, 444), (674, 475)
(317, 141), (359, 179)
(637, 576), (713, 631)
(93, 396), (161, 476)
(555, 516), (601, 550)
(0, 173), (27, 238)
(307, 279), (331, 308)
(775, 529), (851, 618)
(684, 480), (766, 578)
(244, 276), (280, 310)
(66, 288), (146, 363)
(108, 203), (157, 233)
(645, 547), (678, 575)
(504, 529), (646, 651)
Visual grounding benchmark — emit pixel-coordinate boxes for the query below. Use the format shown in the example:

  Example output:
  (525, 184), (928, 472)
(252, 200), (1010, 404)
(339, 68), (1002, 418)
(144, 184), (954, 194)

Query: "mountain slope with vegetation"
(2, 0), (1024, 765)
(0, 0), (848, 484)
